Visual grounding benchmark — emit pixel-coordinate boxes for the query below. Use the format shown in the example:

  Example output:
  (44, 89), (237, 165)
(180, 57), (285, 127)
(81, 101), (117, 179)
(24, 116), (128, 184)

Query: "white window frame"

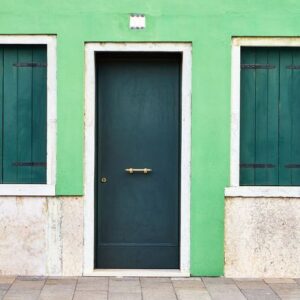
(84, 42), (191, 277)
(0, 35), (56, 196)
(226, 37), (300, 198)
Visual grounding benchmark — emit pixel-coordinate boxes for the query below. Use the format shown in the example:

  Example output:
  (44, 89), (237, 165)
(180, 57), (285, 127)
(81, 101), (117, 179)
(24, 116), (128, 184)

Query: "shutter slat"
(17, 47), (33, 183)
(279, 49), (293, 185)
(3, 47), (18, 183)
(266, 49), (279, 185)
(240, 48), (256, 185)
(255, 48), (269, 185)
(0, 48), (3, 183)
(31, 46), (47, 183)
(291, 49), (300, 185)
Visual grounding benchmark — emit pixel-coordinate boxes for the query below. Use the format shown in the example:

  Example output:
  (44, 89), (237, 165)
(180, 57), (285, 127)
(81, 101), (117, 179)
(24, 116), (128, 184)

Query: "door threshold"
(84, 269), (190, 277)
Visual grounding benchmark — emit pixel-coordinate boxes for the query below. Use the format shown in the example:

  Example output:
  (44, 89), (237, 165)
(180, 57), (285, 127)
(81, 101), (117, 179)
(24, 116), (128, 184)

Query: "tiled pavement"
(0, 276), (300, 300)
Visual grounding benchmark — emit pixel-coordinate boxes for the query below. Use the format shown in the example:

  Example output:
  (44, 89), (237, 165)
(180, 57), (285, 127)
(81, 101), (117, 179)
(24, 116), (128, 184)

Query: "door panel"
(95, 52), (181, 269)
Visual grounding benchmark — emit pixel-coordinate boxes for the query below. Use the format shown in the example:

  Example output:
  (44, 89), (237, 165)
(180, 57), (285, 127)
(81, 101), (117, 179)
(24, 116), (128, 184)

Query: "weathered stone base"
(225, 197), (300, 278)
(2, 195), (299, 277)
(0, 197), (83, 276)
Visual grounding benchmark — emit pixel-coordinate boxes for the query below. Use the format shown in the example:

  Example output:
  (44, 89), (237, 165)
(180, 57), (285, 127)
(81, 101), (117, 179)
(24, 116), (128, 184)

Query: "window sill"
(225, 186), (300, 198)
(0, 184), (55, 196)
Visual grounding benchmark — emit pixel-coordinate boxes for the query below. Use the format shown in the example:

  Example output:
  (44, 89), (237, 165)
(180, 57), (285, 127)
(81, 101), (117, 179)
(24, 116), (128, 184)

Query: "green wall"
(0, 0), (299, 275)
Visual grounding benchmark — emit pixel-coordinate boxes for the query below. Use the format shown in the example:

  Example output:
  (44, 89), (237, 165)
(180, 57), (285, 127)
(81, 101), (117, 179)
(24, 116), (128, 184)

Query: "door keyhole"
(100, 177), (107, 183)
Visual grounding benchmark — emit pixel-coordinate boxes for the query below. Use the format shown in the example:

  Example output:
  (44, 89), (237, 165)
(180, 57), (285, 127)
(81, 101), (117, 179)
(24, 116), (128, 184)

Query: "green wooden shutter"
(290, 49), (300, 185)
(0, 45), (47, 184)
(240, 47), (300, 186)
(281, 48), (300, 185)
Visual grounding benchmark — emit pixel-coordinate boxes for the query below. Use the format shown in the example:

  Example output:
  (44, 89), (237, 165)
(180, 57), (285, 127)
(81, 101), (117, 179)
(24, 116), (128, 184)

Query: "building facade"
(0, 0), (299, 277)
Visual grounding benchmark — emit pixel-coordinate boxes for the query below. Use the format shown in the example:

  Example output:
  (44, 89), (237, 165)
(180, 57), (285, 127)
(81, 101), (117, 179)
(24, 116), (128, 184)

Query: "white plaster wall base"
(0, 197), (47, 275)
(0, 197), (83, 276)
(61, 197), (84, 276)
(46, 198), (62, 275)
(225, 197), (300, 278)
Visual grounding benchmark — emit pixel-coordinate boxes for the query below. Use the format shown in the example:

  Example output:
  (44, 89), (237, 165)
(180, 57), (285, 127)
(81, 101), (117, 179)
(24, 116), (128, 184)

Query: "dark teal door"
(95, 52), (181, 269)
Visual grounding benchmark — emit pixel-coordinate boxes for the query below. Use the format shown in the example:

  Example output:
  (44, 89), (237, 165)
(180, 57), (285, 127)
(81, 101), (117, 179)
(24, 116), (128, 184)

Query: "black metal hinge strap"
(13, 63), (47, 67)
(285, 164), (300, 168)
(240, 163), (275, 169)
(12, 162), (46, 167)
(241, 64), (276, 69)
(286, 65), (300, 69)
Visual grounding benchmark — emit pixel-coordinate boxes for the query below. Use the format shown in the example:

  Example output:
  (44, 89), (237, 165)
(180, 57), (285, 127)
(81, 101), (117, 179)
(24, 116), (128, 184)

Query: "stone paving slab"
(268, 283), (300, 300)
(241, 288), (280, 300)
(0, 276), (299, 299)
(142, 287), (177, 300)
(204, 283), (247, 300)
(109, 291), (141, 300)
(38, 277), (76, 300)
(265, 279), (296, 284)
(10, 278), (45, 291)
(203, 277), (235, 285)
(76, 277), (108, 291)
(109, 277), (141, 294)
(172, 277), (204, 289)
(74, 290), (107, 300)
(175, 288), (211, 300)
(4, 289), (41, 300)
(235, 279), (270, 290)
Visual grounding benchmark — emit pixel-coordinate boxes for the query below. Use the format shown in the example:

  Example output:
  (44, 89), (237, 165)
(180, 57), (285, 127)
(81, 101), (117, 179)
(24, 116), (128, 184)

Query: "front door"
(95, 52), (181, 269)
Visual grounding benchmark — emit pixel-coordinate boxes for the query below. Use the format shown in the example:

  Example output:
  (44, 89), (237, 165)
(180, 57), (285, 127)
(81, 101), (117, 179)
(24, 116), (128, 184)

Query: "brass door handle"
(125, 168), (152, 174)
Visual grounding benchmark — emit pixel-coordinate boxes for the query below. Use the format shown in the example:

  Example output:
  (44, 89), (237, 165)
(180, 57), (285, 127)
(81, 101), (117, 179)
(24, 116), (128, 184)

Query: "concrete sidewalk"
(0, 276), (299, 300)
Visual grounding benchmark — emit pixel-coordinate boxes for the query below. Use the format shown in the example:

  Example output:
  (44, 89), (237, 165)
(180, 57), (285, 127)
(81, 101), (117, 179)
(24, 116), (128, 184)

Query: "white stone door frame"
(84, 42), (192, 277)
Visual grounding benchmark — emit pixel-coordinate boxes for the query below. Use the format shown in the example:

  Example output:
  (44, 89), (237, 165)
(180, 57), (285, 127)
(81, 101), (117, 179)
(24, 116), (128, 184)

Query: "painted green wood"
(290, 49), (300, 185)
(32, 47), (47, 184)
(95, 53), (180, 269)
(1, 45), (47, 184)
(255, 48), (269, 185)
(0, 48), (3, 183)
(240, 48), (256, 185)
(266, 49), (280, 185)
(279, 49), (293, 185)
(3, 47), (18, 183)
(240, 47), (300, 186)
(17, 47), (33, 183)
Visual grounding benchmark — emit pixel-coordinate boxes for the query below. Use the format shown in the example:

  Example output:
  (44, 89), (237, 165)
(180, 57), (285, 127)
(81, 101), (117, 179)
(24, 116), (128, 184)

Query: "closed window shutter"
(0, 45), (47, 184)
(280, 48), (300, 185)
(240, 47), (300, 186)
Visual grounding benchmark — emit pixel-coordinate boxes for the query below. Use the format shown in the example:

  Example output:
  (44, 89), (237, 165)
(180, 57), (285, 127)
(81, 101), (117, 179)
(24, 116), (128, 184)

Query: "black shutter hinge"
(241, 64), (276, 69)
(13, 63), (47, 67)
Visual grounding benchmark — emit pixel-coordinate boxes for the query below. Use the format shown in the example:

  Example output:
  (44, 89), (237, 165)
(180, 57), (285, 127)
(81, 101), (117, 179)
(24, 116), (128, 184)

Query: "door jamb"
(84, 42), (192, 277)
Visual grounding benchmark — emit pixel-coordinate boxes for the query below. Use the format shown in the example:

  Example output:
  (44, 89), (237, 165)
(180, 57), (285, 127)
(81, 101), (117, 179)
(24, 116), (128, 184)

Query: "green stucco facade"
(1, 0), (300, 276)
